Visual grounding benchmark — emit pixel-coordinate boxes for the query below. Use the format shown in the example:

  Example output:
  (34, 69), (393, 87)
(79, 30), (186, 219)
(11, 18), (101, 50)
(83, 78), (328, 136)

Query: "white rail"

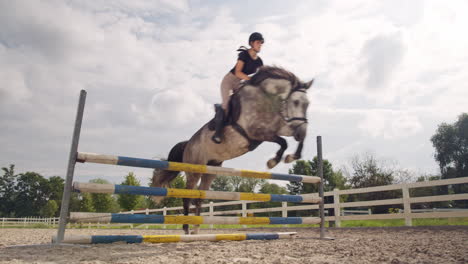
(1, 217), (59, 228)
(121, 176), (468, 228)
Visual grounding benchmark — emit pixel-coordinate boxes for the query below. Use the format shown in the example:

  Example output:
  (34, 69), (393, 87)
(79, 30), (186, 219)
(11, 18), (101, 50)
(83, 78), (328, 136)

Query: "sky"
(1, 0), (467, 187)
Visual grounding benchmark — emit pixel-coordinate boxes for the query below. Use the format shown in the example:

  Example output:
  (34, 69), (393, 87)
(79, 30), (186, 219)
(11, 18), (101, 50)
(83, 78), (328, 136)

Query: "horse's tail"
(151, 141), (188, 202)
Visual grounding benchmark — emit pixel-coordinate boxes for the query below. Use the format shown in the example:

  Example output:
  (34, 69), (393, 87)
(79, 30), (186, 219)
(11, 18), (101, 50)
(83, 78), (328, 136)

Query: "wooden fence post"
(163, 207), (167, 229)
(333, 188), (341, 227)
(242, 201), (247, 228)
(282, 202), (288, 227)
(402, 186), (412, 226)
(209, 201), (214, 229)
(145, 208), (150, 229)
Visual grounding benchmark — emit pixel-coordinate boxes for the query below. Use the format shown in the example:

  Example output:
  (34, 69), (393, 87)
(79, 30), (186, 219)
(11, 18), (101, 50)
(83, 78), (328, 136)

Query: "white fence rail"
(122, 176), (468, 228)
(1, 217), (59, 228)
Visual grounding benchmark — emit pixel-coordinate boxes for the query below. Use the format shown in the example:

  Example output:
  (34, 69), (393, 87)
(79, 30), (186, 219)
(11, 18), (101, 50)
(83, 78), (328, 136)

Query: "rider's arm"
(234, 60), (251, 80)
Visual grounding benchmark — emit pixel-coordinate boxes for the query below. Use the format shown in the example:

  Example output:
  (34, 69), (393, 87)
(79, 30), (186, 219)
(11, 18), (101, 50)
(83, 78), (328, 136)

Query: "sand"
(0, 227), (467, 263)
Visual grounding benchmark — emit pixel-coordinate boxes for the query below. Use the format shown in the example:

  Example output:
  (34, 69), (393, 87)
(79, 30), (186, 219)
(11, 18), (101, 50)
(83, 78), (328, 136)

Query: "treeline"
(0, 168), (152, 218)
(1, 113), (466, 217)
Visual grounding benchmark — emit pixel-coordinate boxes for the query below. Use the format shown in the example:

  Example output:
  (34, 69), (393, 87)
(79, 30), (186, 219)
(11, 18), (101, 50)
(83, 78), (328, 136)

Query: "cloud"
(360, 33), (406, 91)
(358, 110), (423, 139)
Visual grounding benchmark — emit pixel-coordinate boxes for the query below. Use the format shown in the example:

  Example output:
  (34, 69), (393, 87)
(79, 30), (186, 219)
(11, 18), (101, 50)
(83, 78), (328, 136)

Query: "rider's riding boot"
(211, 104), (225, 144)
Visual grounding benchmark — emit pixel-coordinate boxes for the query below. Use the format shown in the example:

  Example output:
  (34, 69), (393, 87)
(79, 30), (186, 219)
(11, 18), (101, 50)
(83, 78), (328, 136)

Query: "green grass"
(340, 219), (405, 227)
(412, 217), (468, 226)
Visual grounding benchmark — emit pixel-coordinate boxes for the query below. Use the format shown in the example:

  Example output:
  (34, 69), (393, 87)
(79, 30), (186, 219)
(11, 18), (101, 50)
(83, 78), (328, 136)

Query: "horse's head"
(280, 79), (313, 141)
(249, 66), (313, 142)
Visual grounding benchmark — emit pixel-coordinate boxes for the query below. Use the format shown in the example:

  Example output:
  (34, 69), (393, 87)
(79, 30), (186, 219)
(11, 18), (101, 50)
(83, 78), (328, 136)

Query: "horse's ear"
(302, 79), (314, 89)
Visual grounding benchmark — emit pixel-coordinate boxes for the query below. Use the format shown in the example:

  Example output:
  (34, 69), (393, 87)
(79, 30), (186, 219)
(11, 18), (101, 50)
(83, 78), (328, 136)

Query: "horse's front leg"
(266, 136), (287, 169)
(284, 140), (304, 163)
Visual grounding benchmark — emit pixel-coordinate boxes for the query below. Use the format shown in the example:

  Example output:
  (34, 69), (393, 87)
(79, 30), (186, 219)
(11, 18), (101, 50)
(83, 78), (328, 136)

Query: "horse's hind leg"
(267, 136), (288, 169)
(191, 173), (217, 234)
(183, 172), (202, 235)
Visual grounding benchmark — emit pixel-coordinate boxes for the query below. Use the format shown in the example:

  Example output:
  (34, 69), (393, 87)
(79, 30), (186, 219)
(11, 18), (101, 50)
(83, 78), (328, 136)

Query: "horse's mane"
(249, 66), (300, 89)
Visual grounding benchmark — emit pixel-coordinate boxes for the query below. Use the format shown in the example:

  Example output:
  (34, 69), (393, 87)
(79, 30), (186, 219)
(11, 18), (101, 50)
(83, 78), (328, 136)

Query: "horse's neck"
(235, 86), (285, 140)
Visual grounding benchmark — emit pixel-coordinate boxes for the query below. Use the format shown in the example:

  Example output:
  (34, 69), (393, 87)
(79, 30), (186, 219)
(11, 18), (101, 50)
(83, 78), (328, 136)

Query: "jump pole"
(76, 152), (321, 184)
(69, 212), (322, 225)
(53, 232), (298, 244)
(72, 182), (322, 203)
(56, 90), (86, 244)
(317, 136), (333, 240)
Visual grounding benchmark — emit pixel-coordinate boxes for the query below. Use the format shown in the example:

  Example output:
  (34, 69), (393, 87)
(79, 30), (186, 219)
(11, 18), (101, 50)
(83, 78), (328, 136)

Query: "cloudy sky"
(1, 0), (467, 186)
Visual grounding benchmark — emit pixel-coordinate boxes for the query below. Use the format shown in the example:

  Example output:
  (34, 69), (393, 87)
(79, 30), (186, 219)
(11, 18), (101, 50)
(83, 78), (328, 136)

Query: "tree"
(286, 158), (346, 218)
(347, 153), (400, 213)
(89, 179), (116, 212)
(260, 182), (288, 195)
(47, 176), (64, 201)
(250, 182), (289, 216)
(211, 176), (233, 192)
(41, 200), (59, 217)
(431, 113), (468, 179)
(229, 176), (244, 192)
(238, 178), (265, 193)
(14, 172), (50, 217)
(118, 172), (143, 211)
(431, 113), (468, 207)
(287, 158), (347, 194)
(0, 164), (18, 217)
(348, 154), (394, 188)
(79, 193), (95, 212)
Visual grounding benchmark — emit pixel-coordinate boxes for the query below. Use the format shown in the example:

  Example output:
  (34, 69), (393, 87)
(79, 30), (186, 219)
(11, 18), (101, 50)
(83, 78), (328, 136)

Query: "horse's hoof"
(284, 154), (296, 163)
(267, 158), (278, 169)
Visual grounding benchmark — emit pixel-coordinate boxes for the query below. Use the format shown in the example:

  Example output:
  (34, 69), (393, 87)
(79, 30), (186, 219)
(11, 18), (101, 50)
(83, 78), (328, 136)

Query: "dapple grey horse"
(152, 66), (313, 234)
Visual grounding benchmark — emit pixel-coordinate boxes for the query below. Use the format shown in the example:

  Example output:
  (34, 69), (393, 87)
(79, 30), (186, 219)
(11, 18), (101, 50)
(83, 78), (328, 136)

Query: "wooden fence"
(121, 176), (468, 228)
(5, 177), (467, 229)
(1, 217), (59, 228)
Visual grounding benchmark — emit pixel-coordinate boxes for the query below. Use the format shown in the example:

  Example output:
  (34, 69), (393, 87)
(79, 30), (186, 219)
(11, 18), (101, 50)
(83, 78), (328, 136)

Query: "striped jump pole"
(76, 152), (321, 183)
(73, 182), (322, 204)
(53, 232), (297, 244)
(70, 212), (321, 225)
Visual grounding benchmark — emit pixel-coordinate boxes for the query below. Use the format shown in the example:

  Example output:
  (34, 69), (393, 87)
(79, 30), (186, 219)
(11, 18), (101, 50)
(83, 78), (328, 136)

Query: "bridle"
(279, 88), (308, 124)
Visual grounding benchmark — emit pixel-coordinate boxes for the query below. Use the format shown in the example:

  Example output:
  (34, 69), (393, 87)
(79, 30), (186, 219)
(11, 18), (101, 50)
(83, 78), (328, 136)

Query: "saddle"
(208, 92), (261, 151)
(208, 92), (239, 130)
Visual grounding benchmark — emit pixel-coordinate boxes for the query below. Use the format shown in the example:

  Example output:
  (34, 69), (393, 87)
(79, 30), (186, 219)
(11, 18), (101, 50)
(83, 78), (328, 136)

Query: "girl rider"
(212, 32), (264, 144)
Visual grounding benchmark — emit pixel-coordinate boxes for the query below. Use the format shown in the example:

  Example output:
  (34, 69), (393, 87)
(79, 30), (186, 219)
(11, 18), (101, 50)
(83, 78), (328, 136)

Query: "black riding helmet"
(249, 32), (264, 44)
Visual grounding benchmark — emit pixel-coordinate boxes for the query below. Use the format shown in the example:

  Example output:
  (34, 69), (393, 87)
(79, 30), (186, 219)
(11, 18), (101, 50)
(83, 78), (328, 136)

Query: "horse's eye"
(294, 100), (300, 107)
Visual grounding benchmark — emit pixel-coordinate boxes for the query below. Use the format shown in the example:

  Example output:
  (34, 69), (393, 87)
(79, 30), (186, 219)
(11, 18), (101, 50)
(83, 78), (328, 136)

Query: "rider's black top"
(230, 50), (263, 75)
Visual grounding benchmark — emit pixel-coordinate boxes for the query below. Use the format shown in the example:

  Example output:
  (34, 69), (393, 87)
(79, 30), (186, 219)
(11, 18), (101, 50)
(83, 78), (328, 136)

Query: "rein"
(279, 89), (308, 123)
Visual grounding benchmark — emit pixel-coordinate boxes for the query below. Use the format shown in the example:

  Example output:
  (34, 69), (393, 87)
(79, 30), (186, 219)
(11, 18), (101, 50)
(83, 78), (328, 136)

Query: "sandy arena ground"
(0, 226), (467, 263)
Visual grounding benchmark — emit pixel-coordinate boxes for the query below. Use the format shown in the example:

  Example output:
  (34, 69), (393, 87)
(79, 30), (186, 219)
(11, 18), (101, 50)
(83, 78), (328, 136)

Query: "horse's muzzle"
(293, 122), (308, 141)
